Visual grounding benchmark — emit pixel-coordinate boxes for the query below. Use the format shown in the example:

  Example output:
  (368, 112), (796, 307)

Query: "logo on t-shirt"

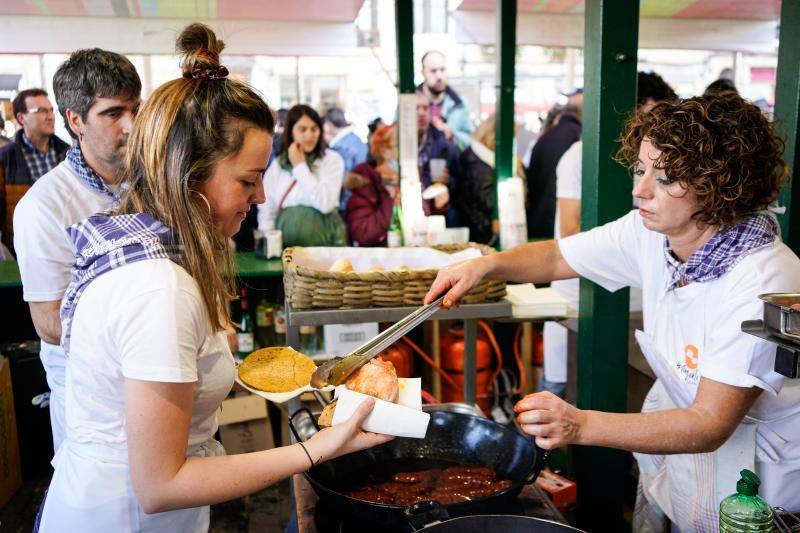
(675, 343), (701, 386)
(684, 344), (699, 370)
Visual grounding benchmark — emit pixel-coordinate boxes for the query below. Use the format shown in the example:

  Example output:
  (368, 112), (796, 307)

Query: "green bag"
(276, 205), (346, 247)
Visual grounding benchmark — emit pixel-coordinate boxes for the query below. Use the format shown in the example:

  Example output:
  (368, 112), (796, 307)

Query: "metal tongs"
(310, 295), (446, 388)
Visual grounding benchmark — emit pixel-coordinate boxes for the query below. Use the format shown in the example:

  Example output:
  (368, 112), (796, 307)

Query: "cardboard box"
(0, 357), (22, 508)
(217, 393), (275, 455)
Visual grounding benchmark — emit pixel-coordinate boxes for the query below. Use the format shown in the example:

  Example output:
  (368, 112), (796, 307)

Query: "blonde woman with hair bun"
(36, 23), (390, 533)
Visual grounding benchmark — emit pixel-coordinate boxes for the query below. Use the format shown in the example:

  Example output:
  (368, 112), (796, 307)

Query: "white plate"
(234, 367), (333, 403)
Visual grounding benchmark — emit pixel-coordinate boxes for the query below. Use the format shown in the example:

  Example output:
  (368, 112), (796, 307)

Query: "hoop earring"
(191, 190), (212, 216)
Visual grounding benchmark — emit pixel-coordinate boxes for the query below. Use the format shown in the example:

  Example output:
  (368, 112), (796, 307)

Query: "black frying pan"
(289, 409), (549, 531)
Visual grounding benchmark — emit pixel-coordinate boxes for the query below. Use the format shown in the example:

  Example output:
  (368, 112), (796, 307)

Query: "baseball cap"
(561, 87), (583, 97)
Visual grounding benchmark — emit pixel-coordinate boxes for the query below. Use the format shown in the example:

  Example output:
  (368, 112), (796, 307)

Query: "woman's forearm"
(486, 240), (578, 284)
(579, 408), (729, 455)
(139, 443), (312, 514)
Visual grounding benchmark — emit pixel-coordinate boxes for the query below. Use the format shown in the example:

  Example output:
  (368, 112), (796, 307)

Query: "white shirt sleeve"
(111, 287), (205, 383)
(291, 150), (344, 215)
(701, 251), (800, 394)
(14, 194), (74, 302)
(257, 161), (280, 231)
(556, 141), (582, 201)
(701, 292), (783, 394)
(558, 209), (645, 291)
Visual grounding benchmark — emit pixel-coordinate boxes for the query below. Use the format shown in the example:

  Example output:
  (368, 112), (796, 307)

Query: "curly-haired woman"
(424, 92), (800, 531)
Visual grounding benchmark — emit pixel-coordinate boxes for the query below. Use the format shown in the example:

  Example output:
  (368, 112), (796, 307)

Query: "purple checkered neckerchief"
(664, 213), (778, 290)
(60, 213), (179, 354)
(66, 145), (120, 200)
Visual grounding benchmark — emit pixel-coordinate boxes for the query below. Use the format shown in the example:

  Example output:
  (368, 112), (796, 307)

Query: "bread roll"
(318, 400), (337, 427)
(329, 257), (353, 272)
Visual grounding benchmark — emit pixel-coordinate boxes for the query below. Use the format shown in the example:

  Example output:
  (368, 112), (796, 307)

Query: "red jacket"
(345, 163), (393, 247)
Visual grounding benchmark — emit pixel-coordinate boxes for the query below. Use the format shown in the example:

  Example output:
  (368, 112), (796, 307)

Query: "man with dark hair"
(525, 102), (582, 239)
(323, 106), (368, 174)
(638, 71), (678, 109)
(0, 88), (69, 254)
(419, 50), (473, 152)
(13, 49), (141, 452)
(704, 78), (738, 97)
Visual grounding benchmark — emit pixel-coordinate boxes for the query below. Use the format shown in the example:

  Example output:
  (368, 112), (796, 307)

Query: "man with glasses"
(0, 89), (69, 255)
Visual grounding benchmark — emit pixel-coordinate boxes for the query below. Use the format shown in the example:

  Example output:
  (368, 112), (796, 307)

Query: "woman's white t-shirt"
(257, 150), (345, 231)
(558, 210), (800, 509)
(39, 259), (235, 533)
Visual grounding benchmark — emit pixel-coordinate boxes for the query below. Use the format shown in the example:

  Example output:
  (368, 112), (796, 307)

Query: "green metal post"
(774, 0), (800, 255)
(576, 0), (639, 530)
(494, 0), (517, 221)
(395, 0), (415, 94)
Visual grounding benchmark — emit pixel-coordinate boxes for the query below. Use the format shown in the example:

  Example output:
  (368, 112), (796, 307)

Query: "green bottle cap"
(736, 469), (761, 496)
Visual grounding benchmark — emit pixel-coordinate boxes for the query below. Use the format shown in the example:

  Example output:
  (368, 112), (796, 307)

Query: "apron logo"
(684, 344), (699, 370)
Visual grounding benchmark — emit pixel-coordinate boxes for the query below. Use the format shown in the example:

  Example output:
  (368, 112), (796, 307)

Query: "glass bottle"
(387, 193), (404, 248)
(236, 288), (255, 361)
(273, 305), (287, 345)
(719, 469), (774, 532)
(299, 325), (318, 355)
(255, 298), (276, 348)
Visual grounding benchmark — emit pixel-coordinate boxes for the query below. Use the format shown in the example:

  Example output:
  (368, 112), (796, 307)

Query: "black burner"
(313, 496), (529, 533)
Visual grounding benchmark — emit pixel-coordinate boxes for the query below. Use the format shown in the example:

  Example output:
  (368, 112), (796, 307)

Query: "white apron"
(632, 283), (757, 532)
(38, 437), (225, 532)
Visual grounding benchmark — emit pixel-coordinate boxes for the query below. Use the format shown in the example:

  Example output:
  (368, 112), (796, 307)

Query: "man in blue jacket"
(418, 50), (474, 152)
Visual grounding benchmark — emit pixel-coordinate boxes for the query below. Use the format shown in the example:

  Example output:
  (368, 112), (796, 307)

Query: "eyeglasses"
(27, 107), (55, 115)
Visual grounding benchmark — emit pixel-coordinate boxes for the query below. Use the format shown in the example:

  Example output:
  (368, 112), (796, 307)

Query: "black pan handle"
(525, 448), (551, 484)
(404, 500), (449, 531)
(288, 407), (320, 443)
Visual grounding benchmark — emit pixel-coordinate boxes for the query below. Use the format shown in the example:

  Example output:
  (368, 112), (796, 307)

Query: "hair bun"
(176, 23), (226, 77)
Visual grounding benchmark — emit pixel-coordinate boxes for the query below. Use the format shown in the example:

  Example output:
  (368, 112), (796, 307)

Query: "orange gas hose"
(477, 320), (503, 391)
(399, 336), (460, 388)
(511, 323), (528, 394)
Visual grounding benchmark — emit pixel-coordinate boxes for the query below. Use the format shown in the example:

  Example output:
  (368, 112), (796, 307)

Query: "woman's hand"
(514, 392), (587, 450)
(423, 255), (494, 307)
(375, 163), (398, 184)
(305, 398), (394, 463)
(288, 141), (306, 167)
(433, 187), (450, 210)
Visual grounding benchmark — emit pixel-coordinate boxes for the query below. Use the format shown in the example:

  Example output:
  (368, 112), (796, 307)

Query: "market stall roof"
(454, 0), (781, 52)
(0, 0), (367, 56)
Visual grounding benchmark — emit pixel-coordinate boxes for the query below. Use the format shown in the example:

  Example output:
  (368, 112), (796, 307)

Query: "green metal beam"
(395, 0), (415, 94)
(774, 0), (800, 255)
(494, 0), (517, 221)
(576, 0), (639, 529)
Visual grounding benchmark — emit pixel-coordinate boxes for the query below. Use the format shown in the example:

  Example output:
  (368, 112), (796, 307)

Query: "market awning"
(0, 0), (367, 56)
(454, 0), (781, 53)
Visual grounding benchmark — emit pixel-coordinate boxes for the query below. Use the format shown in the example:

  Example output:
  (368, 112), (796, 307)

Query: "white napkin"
(330, 378), (430, 438)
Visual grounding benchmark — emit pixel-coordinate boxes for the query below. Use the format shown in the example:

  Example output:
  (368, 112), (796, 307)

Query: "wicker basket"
(282, 243), (506, 310)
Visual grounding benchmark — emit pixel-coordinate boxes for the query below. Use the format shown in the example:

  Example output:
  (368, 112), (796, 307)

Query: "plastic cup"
(429, 158), (447, 182)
